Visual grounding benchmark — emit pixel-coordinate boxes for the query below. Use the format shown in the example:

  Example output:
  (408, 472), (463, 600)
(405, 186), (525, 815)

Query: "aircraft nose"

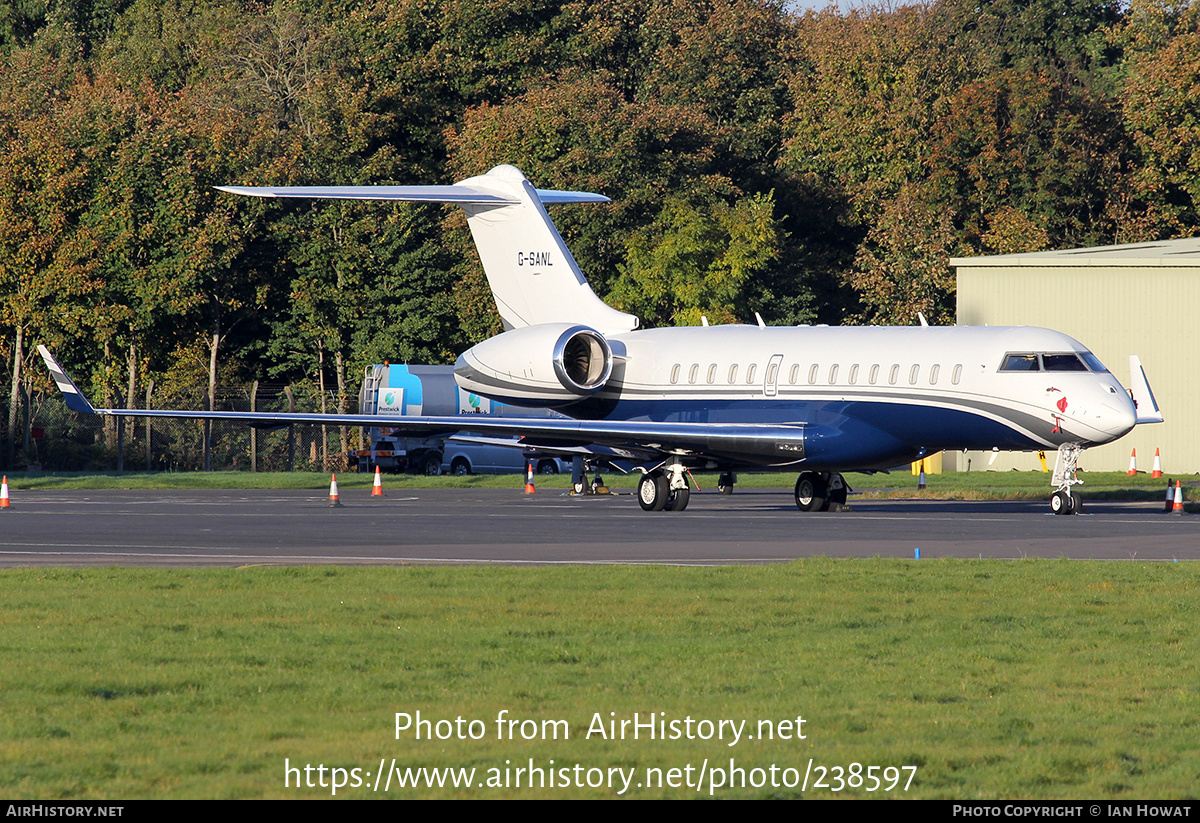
(1098, 390), (1137, 440)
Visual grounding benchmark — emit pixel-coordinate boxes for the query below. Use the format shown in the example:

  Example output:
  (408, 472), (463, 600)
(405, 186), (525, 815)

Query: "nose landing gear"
(1050, 443), (1084, 515)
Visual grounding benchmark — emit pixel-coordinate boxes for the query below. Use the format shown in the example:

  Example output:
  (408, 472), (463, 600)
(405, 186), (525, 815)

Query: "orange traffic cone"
(917, 468), (926, 491)
(1127, 448), (1137, 476)
(1151, 449), (1163, 479)
(524, 461), (536, 494)
(372, 465), (384, 496)
(1165, 479), (1175, 512)
(0, 475), (9, 509)
(1172, 481), (1184, 514)
(328, 473), (343, 508)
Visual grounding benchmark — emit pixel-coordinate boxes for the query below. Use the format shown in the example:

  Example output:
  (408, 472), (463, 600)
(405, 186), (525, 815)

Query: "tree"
(607, 192), (780, 326)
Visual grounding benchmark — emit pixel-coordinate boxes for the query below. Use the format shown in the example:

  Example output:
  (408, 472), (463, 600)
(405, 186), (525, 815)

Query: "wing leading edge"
(38, 347), (807, 467)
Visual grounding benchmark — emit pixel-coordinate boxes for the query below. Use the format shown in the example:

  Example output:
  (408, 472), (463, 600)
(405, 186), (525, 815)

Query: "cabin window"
(1043, 353), (1087, 372)
(808, 364), (819, 384)
(1000, 354), (1039, 371)
(869, 364), (880, 385)
(688, 364), (698, 384)
(746, 364), (757, 383)
(952, 364), (962, 385)
(789, 364), (799, 384)
(728, 364), (738, 383)
(929, 364), (940, 384)
(849, 364), (859, 384)
(828, 365), (839, 384)
(909, 365), (920, 385)
(766, 362), (778, 385)
(670, 364), (680, 384)
(889, 364), (899, 385)
(707, 364), (717, 384)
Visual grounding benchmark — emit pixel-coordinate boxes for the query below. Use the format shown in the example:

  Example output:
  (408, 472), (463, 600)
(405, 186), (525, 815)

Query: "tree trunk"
(250, 380), (258, 473)
(335, 349), (348, 461)
(102, 339), (115, 450)
(145, 379), (154, 470)
(7, 325), (22, 467)
(205, 320), (221, 472)
(285, 385), (295, 472)
(317, 341), (327, 469)
(118, 342), (136, 473)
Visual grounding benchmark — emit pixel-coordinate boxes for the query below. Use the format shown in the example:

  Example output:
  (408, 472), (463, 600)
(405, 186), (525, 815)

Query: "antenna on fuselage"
(755, 312), (766, 329)
(917, 312), (929, 327)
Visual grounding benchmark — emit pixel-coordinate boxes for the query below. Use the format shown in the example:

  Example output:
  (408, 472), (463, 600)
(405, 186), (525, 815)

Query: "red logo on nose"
(1056, 397), (1068, 413)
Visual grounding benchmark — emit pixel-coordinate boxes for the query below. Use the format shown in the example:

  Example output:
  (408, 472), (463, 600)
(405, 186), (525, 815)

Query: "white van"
(442, 438), (569, 476)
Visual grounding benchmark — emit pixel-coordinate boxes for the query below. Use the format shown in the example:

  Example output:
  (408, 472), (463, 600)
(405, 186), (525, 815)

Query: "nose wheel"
(1050, 490), (1082, 515)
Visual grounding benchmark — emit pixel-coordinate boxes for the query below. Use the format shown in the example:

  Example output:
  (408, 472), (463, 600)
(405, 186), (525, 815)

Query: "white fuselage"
(456, 323), (1137, 471)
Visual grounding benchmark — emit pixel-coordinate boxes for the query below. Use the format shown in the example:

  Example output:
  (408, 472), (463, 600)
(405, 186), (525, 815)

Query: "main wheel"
(1051, 490), (1069, 514)
(665, 485), (690, 511)
(717, 472), (733, 495)
(794, 472), (827, 512)
(638, 472), (669, 512)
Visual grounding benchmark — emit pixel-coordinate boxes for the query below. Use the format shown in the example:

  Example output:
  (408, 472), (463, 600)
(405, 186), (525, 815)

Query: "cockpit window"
(1000, 354), (1039, 371)
(1042, 353), (1087, 372)
(1079, 352), (1108, 373)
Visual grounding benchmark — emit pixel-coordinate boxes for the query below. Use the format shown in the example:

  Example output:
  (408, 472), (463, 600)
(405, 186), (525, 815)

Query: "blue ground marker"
(915, 548), (920, 560)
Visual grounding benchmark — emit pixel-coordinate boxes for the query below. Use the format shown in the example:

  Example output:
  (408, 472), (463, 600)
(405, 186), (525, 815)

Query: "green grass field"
(3, 562), (1198, 799)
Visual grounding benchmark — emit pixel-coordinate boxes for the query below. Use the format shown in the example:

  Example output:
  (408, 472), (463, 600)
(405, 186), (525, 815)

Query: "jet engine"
(454, 323), (614, 406)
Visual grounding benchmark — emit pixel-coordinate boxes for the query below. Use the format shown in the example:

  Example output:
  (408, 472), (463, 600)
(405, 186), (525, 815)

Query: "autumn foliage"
(2, 0), (1198, 465)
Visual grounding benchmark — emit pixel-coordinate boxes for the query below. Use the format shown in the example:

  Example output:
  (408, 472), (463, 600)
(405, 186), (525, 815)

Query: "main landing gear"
(638, 462), (690, 512)
(1049, 443), (1084, 515)
(793, 472), (849, 512)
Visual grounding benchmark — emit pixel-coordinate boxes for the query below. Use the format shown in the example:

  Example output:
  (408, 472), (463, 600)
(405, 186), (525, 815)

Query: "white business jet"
(39, 165), (1161, 514)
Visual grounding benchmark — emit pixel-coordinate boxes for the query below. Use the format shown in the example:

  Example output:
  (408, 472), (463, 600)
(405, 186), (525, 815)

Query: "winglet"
(1129, 355), (1164, 424)
(37, 346), (97, 414)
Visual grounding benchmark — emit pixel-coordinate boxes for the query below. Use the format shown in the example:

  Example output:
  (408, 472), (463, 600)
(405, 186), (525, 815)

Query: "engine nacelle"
(454, 323), (614, 406)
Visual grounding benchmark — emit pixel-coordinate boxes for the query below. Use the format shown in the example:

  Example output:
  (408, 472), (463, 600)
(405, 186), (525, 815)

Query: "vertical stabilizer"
(453, 166), (638, 333)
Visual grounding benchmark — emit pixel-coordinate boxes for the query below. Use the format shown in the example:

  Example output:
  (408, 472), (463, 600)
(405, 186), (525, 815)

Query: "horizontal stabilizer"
(214, 185), (609, 206)
(218, 164), (635, 333)
(1129, 355), (1164, 424)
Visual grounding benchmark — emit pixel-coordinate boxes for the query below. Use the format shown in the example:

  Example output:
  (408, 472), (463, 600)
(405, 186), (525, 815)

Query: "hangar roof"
(950, 236), (1200, 268)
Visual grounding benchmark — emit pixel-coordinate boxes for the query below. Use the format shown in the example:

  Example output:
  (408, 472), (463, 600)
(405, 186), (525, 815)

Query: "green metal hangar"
(952, 237), (1198, 474)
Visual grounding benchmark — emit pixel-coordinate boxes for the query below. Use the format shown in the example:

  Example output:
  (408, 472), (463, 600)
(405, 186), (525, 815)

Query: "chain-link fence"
(5, 382), (364, 473)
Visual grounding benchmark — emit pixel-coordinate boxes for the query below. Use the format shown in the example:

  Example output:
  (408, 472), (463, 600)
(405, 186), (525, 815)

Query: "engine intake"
(554, 327), (612, 392)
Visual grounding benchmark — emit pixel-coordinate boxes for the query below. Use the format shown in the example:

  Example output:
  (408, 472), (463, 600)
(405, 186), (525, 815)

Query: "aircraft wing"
(39, 347), (805, 467)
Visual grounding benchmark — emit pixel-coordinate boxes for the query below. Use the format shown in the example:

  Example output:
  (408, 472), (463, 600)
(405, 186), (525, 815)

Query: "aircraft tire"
(795, 473), (827, 512)
(665, 485), (690, 511)
(718, 472), (733, 495)
(1051, 491), (1069, 515)
(638, 472), (669, 512)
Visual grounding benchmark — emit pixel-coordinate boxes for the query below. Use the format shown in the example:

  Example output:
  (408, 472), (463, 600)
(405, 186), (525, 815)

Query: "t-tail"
(217, 164), (638, 334)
